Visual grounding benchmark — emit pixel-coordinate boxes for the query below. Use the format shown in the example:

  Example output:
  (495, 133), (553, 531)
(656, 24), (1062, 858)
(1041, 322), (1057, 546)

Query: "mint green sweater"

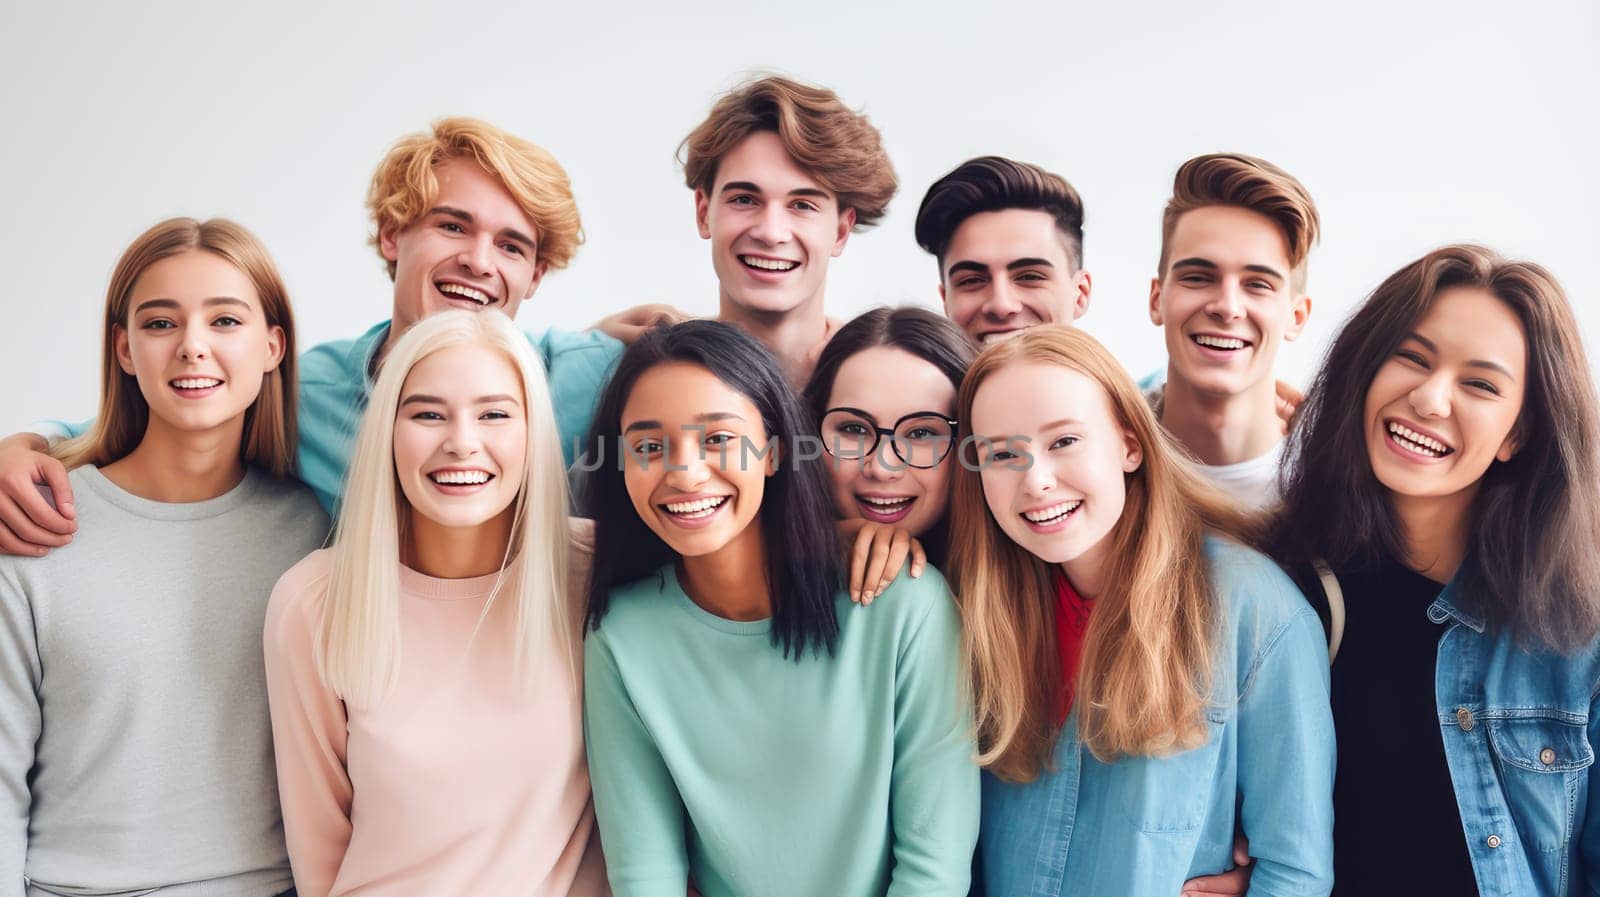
(583, 564), (979, 897)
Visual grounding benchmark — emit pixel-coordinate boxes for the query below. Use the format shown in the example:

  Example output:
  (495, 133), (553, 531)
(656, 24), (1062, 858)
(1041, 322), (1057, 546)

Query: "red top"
(1053, 569), (1094, 723)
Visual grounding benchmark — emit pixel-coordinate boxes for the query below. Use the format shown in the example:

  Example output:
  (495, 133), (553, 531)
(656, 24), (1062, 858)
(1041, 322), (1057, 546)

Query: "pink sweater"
(263, 519), (608, 897)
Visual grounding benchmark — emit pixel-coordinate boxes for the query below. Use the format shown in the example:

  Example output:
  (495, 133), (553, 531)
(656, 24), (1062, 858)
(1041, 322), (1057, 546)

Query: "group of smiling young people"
(0, 72), (1595, 897)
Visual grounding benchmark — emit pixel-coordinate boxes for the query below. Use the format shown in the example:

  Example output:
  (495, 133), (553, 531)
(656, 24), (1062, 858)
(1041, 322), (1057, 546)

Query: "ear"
(938, 281), (949, 312)
(1148, 277), (1165, 326)
(114, 323), (135, 375)
(1071, 268), (1092, 321)
(1496, 423), (1522, 463)
(263, 324), (287, 373)
(831, 207), (857, 258)
(378, 225), (401, 262)
(524, 260), (548, 300)
(694, 189), (712, 240)
(764, 435), (782, 476)
(1284, 292), (1312, 342)
(1121, 427), (1144, 473)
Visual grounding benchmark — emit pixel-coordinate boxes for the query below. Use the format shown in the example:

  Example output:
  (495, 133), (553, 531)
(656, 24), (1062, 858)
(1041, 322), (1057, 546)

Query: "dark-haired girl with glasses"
(581, 320), (979, 897)
(802, 307), (977, 595)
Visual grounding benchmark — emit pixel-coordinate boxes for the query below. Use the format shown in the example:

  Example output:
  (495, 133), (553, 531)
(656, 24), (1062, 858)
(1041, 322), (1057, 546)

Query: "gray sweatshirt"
(0, 465), (327, 897)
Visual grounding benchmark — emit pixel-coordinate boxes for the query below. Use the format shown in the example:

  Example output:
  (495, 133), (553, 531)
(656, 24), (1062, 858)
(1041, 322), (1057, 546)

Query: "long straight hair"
(318, 310), (573, 706)
(948, 325), (1257, 780)
(55, 217), (298, 476)
(1271, 244), (1600, 652)
(801, 305), (977, 568)
(583, 320), (843, 659)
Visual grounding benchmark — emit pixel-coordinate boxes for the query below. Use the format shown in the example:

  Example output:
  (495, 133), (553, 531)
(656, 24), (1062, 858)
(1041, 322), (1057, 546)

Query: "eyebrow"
(623, 411), (746, 434)
(133, 297), (253, 314)
(946, 257), (1056, 279)
(1403, 332), (1518, 379)
(1170, 257), (1286, 283)
(399, 393), (523, 407)
(429, 205), (537, 252)
(719, 181), (831, 201)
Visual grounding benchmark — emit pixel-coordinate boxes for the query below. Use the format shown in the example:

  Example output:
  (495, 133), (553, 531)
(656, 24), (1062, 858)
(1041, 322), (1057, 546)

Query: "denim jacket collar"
(1426, 578), (1485, 633)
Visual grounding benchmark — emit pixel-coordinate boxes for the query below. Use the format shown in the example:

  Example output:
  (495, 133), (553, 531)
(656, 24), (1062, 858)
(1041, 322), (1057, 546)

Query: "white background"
(1, 0), (1595, 433)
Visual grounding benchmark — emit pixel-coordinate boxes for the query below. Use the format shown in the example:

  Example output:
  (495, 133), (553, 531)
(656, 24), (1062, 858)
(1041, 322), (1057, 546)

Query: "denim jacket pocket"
(1122, 710), (1228, 835)
(1485, 715), (1593, 853)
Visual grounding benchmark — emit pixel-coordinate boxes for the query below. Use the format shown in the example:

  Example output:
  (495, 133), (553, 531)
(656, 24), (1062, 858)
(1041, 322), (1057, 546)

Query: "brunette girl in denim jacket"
(1265, 244), (1600, 896)
(949, 326), (1334, 897)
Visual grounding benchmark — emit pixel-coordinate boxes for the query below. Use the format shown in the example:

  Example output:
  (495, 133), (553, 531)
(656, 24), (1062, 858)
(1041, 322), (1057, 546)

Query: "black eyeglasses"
(819, 406), (959, 470)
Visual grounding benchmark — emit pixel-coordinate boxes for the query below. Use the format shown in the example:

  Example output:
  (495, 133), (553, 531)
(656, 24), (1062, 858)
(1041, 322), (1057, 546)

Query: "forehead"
(972, 362), (1113, 430)
(711, 130), (831, 197)
(623, 362), (762, 425)
(1166, 205), (1291, 269)
(945, 209), (1070, 267)
(131, 250), (260, 306)
(829, 346), (957, 417)
(1413, 286), (1528, 373)
(428, 156), (539, 233)
(401, 344), (522, 396)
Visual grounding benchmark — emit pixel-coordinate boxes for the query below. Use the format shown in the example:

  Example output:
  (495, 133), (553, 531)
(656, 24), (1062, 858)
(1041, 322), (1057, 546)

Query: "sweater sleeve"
(582, 632), (690, 897)
(886, 582), (980, 896)
(0, 566), (40, 897)
(1237, 607), (1336, 897)
(262, 562), (353, 897)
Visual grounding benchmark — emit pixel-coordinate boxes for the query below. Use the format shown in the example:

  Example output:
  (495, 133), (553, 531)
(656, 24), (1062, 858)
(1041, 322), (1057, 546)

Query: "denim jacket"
(1428, 581), (1600, 896)
(977, 538), (1335, 897)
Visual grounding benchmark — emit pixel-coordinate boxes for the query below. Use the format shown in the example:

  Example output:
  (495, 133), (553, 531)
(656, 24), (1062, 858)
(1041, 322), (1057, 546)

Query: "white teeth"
(665, 496), (729, 517)
(1193, 334), (1248, 350)
(1023, 500), (1081, 523)
(438, 283), (492, 305)
(430, 470), (491, 485)
(981, 331), (1020, 345)
(171, 378), (222, 389)
(1388, 422), (1450, 456)
(861, 495), (914, 508)
(739, 255), (798, 271)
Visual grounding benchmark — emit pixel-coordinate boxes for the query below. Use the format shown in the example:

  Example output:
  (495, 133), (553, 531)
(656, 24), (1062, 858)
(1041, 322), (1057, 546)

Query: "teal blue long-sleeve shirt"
(583, 563), (980, 897)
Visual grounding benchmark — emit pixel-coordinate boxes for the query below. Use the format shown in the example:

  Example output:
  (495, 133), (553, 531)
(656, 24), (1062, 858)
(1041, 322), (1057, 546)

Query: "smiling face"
(972, 362), (1142, 587)
(392, 344), (528, 531)
(381, 156), (546, 335)
(1363, 286), (1526, 502)
(620, 362), (775, 558)
(940, 209), (1090, 345)
(696, 130), (855, 320)
(820, 346), (958, 536)
(1149, 205), (1310, 397)
(115, 250), (285, 438)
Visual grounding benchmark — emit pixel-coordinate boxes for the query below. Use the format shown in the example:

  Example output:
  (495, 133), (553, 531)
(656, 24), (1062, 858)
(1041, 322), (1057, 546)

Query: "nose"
(442, 417), (483, 458)
(980, 282), (1024, 320)
(1408, 372), (1453, 419)
(1019, 442), (1056, 496)
(861, 439), (906, 482)
(457, 233), (495, 277)
(177, 321), (210, 363)
(748, 202), (792, 246)
(664, 437), (713, 491)
(1204, 278), (1245, 322)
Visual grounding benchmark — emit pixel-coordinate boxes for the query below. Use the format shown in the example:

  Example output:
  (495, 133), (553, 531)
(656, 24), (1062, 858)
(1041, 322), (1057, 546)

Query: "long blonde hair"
(54, 217), (298, 476)
(317, 310), (572, 706)
(948, 326), (1257, 780)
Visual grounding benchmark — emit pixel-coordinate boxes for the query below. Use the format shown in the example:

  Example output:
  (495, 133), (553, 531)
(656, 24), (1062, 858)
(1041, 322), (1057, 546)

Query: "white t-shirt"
(1144, 381), (1285, 511)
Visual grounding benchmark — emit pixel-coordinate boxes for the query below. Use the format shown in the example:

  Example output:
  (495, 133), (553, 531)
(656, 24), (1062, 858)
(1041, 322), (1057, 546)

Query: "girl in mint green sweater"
(580, 320), (979, 897)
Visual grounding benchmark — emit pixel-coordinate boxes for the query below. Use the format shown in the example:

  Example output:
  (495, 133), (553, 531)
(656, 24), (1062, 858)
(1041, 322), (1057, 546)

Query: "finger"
(1231, 833), (1251, 866)
(848, 528), (874, 601)
(0, 523), (48, 558)
(910, 538), (927, 578)
(864, 537), (893, 602)
(38, 458), (76, 519)
(875, 531), (911, 596)
(0, 493), (72, 547)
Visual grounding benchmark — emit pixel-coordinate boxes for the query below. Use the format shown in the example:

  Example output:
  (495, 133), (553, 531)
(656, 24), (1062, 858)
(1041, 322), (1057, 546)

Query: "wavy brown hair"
(680, 74), (897, 229)
(914, 155), (1086, 270)
(1271, 244), (1600, 652)
(949, 326), (1257, 780)
(1157, 152), (1320, 293)
(54, 217), (298, 478)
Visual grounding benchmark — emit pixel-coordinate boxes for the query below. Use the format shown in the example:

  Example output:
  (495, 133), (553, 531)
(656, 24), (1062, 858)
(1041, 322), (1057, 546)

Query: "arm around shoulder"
(262, 551), (353, 897)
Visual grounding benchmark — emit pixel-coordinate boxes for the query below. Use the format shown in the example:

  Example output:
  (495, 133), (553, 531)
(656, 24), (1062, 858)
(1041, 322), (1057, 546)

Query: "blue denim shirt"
(977, 538), (1334, 897)
(1428, 581), (1600, 896)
